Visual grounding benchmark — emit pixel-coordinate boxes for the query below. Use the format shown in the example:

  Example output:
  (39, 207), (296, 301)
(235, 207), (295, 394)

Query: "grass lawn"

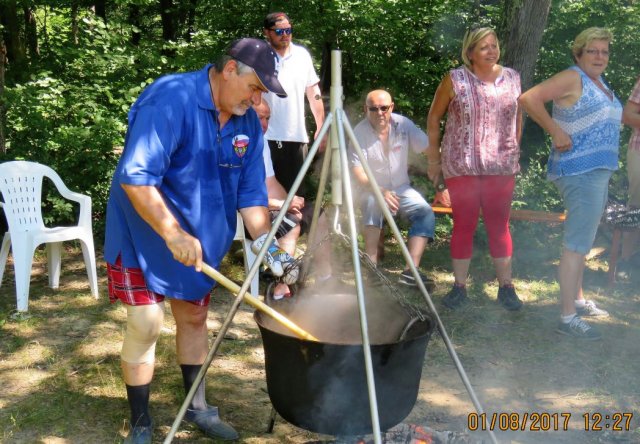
(1, 217), (639, 443)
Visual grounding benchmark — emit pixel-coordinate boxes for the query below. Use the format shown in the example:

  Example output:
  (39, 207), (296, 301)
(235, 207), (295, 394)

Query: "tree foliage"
(0, 0), (639, 234)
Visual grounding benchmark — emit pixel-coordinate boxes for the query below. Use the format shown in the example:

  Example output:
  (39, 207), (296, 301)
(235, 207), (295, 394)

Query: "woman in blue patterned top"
(519, 27), (622, 341)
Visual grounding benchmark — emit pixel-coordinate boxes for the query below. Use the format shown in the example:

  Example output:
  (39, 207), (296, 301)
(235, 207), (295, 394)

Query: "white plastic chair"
(234, 212), (259, 295)
(0, 161), (99, 311)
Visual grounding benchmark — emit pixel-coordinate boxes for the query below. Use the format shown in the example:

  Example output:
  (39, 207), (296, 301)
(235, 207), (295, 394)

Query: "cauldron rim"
(254, 309), (434, 345)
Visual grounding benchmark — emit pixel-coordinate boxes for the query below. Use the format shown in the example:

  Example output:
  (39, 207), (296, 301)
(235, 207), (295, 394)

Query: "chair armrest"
(66, 192), (92, 228)
(48, 175), (93, 228)
(63, 190), (91, 205)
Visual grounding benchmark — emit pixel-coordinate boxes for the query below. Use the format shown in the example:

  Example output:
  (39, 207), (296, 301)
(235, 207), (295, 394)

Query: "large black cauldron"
(255, 288), (435, 436)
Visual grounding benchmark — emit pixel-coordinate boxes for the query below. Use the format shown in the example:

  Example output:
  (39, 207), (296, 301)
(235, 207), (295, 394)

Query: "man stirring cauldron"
(104, 38), (298, 443)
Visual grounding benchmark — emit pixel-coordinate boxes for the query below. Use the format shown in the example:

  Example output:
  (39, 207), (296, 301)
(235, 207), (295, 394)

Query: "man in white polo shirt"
(262, 11), (325, 198)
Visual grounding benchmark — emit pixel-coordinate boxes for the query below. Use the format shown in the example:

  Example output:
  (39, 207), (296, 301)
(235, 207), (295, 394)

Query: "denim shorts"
(554, 169), (612, 254)
(360, 185), (435, 239)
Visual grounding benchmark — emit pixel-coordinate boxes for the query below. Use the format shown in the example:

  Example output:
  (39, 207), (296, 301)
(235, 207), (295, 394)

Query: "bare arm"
(122, 184), (203, 271)
(426, 75), (453, 182)
(266, 176), (288, 208)
(623, 99), (640, 129)
(516, 103), (523, 144)
(306, 83), (326, 152)
(352, 165), (370, 187)
(266, 176), (304, 213)
(519, 69), (581, 152)
(239, 206), (272, 241)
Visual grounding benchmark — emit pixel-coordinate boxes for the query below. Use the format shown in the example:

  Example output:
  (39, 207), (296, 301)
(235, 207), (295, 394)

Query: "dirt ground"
(1, 236), (640, 444)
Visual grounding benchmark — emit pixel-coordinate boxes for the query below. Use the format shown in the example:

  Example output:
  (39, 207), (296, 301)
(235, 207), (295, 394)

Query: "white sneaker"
(576, 301), (609, 317)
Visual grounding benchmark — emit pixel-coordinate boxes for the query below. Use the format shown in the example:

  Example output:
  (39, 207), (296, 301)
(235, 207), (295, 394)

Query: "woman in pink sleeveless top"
(426, 26), (523, 311)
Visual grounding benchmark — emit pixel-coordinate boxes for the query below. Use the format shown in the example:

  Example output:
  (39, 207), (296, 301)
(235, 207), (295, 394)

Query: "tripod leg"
(266, 406), (277, 433)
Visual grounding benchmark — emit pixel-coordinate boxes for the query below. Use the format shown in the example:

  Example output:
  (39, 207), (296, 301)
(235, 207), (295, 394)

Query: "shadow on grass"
(1, 232), (639, 443)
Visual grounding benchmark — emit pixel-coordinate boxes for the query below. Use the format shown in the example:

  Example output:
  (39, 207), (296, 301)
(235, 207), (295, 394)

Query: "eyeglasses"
(271, 27), (292, 36)
(585, 49), (610, 57)
(367, 105), (391, 113)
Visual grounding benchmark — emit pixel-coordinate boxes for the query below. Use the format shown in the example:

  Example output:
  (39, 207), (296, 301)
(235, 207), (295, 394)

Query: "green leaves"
(2, 0), (639, 237)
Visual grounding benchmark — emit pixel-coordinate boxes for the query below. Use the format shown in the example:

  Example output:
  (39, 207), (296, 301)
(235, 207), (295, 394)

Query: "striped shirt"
(548, 66), (622, 179)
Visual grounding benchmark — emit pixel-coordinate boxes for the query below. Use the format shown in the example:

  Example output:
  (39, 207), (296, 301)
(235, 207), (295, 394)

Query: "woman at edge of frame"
(519, 27), (620, 340)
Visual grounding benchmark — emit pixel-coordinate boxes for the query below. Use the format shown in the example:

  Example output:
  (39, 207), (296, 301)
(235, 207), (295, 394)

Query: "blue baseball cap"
(228, 38), (287, 98)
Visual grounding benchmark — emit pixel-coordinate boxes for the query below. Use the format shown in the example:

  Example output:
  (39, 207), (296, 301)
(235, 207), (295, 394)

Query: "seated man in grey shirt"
(350, 89), (435, 288)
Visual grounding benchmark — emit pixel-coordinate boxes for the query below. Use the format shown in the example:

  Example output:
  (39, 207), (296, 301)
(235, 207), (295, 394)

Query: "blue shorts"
(360, 185), (435, 240)
(554, 169), (612, 255)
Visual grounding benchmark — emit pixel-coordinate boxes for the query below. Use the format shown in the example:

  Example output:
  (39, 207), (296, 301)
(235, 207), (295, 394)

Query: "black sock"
(181, 364), (207, 411)
(125, 383), (152, 427)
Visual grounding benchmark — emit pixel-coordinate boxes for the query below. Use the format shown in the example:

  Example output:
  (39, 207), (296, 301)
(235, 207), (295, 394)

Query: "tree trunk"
(159, 0), (176, 42)
(71, 2), (79, 44)
(498, 0), (552, 93)
(94, 1), (107, 23)
(184, 0), (197, 42)
(129, 4), (141, 46)
(41, 4), (49, 49)
(0, 34), (6, 153)
(24, 6), (39, 58)
(0, 0), (26, 78)
(319, 41), (331, 95)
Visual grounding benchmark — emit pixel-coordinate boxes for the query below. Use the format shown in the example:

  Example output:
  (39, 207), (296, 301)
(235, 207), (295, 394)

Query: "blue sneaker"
(124, 423), (153, 444)
(185, 405), (239, 440)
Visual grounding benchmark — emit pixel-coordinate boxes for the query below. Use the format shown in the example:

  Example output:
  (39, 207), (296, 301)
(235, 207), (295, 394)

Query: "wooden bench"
(431, 205), (566, 224)
(432, 206), (640, 287)
(375, 205), (566, 262)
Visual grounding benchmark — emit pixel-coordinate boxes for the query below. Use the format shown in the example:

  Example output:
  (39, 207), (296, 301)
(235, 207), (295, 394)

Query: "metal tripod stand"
(164, 50), (498, 444)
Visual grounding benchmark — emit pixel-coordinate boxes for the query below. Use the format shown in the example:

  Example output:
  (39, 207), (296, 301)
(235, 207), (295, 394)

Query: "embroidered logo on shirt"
(232, 134), (250, 158)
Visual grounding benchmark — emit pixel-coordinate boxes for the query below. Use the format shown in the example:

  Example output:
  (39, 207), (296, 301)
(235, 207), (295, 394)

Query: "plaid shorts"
(107, 256), (210, 306)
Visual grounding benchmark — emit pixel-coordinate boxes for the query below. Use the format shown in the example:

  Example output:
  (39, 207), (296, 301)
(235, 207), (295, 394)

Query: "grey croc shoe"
(185, 405), (239, 440)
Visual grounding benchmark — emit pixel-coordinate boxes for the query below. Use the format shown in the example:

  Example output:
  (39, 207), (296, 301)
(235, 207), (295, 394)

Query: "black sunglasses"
(271, 27), (292, 36)
(367, 105), (391, 113)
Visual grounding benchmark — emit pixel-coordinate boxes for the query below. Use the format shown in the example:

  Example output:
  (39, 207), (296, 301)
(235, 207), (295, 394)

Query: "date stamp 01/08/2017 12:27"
(467, 412), (635, 432)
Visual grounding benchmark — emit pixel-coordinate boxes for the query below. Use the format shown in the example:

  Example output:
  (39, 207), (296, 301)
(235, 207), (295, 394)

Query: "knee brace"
(121, 302), (165, 364)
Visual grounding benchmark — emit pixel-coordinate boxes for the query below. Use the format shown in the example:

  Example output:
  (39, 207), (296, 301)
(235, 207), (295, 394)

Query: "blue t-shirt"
(104, 64), (267, 300)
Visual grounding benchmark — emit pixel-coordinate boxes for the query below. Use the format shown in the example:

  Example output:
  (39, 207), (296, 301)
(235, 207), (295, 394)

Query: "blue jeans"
(554, 169), (612, 255)
(360, 185), (435, 239)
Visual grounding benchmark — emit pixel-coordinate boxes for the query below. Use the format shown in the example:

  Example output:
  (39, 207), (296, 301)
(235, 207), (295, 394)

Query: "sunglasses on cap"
(367, 105), (391, 113)
(271, 27), (292, 36)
